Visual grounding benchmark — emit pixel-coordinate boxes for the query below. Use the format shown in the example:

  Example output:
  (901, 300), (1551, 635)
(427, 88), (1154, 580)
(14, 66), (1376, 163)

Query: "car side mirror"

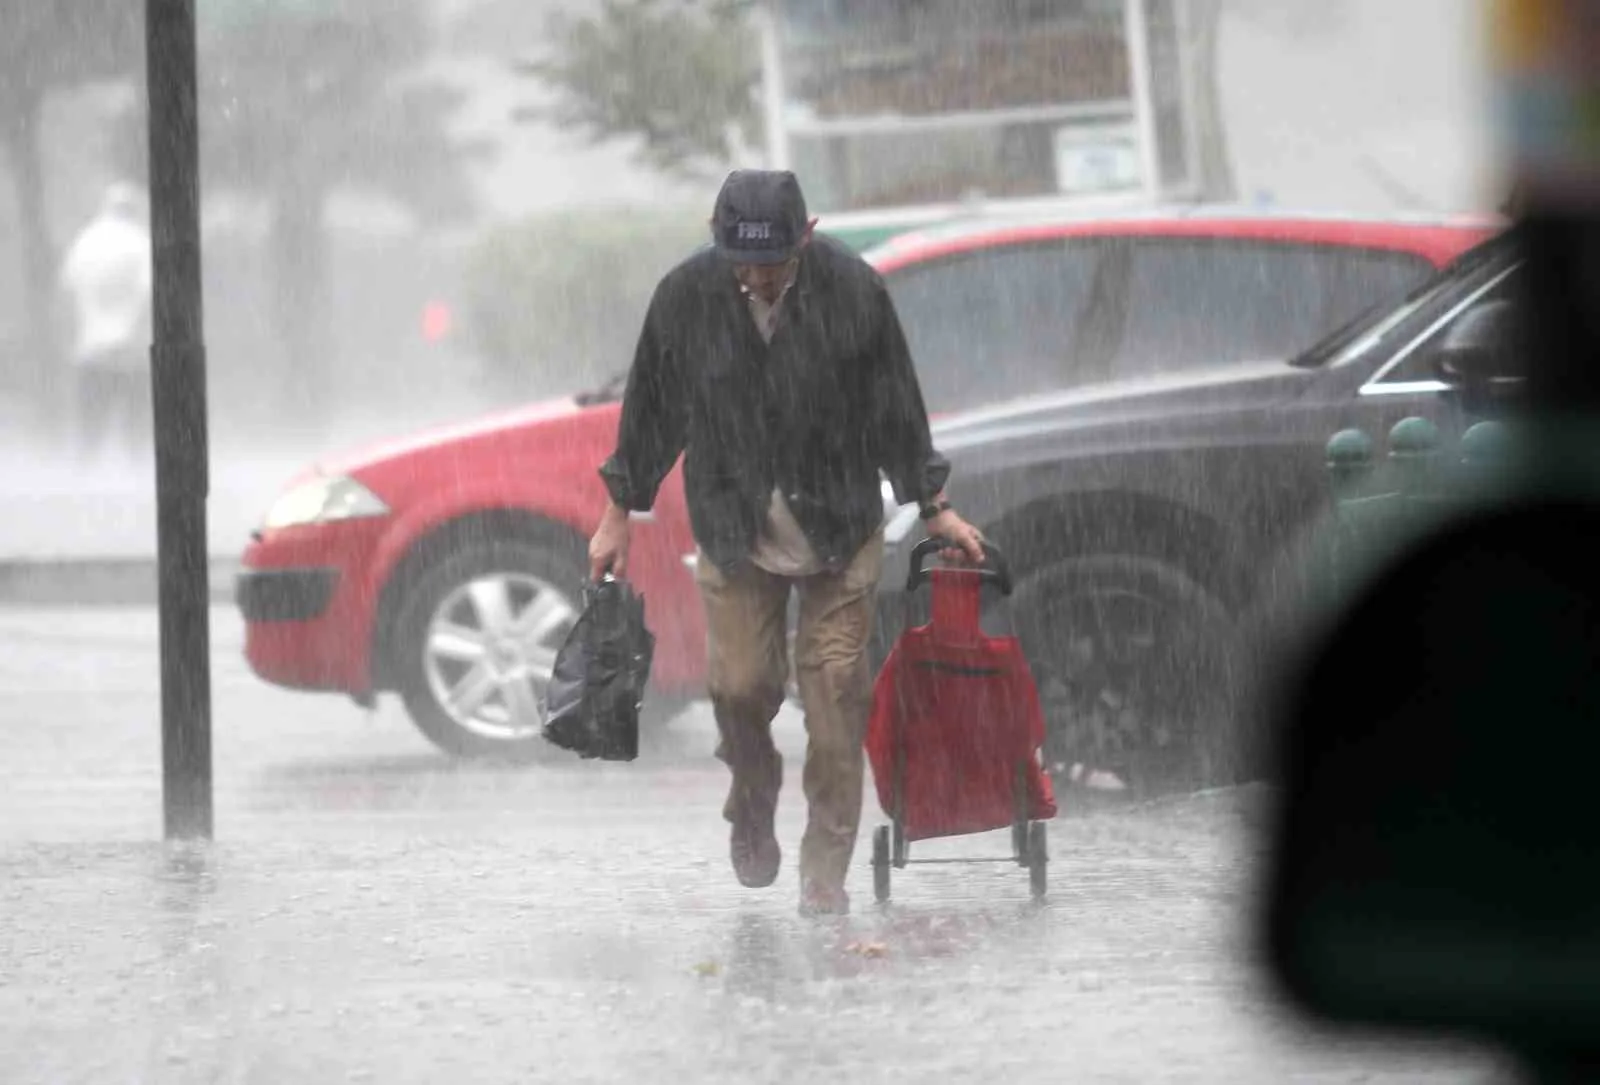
(1433, 299), (1522, 386)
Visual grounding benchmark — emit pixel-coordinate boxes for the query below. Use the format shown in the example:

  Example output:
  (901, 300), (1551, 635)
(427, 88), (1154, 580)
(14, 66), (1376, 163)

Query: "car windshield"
(1287, 229), (1517, 370)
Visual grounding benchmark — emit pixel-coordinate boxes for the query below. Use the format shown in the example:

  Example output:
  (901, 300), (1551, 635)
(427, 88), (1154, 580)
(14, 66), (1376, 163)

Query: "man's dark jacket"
(599, 235), (950, 573)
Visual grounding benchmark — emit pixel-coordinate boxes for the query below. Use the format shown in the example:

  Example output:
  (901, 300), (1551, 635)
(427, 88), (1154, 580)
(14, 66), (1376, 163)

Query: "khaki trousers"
(695, 531), (884, 892)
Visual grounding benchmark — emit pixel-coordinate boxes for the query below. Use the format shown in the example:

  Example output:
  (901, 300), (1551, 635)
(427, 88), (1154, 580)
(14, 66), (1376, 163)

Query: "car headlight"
(262, 474), (390, 530)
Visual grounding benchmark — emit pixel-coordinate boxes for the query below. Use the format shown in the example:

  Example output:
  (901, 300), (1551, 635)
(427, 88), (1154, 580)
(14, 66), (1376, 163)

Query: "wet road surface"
(0, 607), (1509, 1083)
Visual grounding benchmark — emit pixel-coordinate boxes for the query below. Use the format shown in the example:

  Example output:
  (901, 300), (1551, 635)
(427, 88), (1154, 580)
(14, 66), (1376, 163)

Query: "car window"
(885, 241), (1102, 413)
(1107, 240), (1435, 378)
(1368, 263), (1523, 388)
(1323, 249), (1439, 331)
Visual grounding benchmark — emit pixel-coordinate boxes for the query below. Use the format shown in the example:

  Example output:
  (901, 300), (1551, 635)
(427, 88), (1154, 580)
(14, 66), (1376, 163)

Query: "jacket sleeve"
(597, 283), (689, 513)
(867, 278), (950, 508)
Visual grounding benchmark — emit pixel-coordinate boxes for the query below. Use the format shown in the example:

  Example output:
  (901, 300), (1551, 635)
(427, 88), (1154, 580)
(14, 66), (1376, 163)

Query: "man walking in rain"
(59, 181), (153, 464)
(589, 169), (985, 916)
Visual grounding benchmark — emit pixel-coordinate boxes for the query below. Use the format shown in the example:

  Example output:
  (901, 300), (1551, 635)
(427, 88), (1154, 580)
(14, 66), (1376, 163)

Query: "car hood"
(311, 396), (585, 479)
(929, 359), (1313, 452)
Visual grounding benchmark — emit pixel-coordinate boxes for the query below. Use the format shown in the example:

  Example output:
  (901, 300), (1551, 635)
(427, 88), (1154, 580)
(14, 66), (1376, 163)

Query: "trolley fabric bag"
(866, 543), (1057, 843)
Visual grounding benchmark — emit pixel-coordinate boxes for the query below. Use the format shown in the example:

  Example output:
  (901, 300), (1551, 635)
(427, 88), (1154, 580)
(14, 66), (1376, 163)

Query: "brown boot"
(728, 781), (781, 889)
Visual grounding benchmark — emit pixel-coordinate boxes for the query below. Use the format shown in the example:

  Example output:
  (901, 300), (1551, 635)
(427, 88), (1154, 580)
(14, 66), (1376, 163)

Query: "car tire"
(1002, 554), (1246, 797)
(391, 537), (590, 762)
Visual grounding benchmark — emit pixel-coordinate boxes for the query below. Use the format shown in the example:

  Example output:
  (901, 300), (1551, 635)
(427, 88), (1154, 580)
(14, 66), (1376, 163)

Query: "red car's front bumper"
(237, 518), (390, 694)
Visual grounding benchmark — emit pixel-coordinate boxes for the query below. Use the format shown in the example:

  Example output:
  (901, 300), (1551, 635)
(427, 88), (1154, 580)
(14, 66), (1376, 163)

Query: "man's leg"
(793, 530), (884, 914)
(695, 552), (793, 888)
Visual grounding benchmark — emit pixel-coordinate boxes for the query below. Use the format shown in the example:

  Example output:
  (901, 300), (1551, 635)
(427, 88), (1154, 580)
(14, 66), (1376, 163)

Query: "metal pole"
(145, 0), (213, 840)
(757, 2), (789, 171)
(1123, 0), (1163, 202)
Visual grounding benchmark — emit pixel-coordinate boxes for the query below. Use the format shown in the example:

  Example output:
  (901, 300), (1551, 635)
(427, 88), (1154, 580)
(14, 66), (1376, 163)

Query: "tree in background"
(466, 205), (707, 400)
(2, 0), (484, 431)
(520, 0), (1239, 203)
(193, 0), (486, 425)
(514, 0), (761, 182)
(0, 1), (143, 409)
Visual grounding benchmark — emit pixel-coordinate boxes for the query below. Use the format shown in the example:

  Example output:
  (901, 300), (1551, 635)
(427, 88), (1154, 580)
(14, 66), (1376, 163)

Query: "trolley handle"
(906, 536), (1013, 596)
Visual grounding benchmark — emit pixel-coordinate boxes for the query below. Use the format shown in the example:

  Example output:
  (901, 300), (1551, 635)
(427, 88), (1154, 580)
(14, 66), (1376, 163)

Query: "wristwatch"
(918, 498), (951, 521)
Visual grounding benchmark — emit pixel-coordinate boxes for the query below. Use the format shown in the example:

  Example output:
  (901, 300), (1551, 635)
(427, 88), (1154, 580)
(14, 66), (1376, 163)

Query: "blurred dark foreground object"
(541, 574), (655, 761)
(1263, 213), (1600, 1081)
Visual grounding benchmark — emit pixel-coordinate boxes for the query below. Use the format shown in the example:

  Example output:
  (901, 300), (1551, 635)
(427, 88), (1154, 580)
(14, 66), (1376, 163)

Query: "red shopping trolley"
(865, 537), (1058, 902)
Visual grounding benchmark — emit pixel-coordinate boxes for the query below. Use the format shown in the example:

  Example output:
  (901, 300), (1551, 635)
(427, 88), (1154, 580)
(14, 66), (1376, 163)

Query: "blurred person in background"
(589, 169), (985, 917)
(59, 181), (153, 465)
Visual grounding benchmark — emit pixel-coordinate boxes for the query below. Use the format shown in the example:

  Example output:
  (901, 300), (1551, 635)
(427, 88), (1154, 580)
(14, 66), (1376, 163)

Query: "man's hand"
(589, 503), (632, 580)
(925, 507), (985, 566)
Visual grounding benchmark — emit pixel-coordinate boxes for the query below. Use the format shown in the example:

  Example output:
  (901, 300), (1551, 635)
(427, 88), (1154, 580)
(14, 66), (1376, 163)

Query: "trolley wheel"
(1027, 821), (1049, 900)
(892, 817), (908, 868)
(872, 825), (892, 903)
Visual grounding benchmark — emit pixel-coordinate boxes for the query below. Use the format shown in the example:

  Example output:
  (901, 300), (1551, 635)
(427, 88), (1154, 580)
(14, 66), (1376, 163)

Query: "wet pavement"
(0, 606), (1511, 1083)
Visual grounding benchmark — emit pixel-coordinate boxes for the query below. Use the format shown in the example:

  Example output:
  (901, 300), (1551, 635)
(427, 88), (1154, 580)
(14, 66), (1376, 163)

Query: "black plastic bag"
(541, 574), (655, 761)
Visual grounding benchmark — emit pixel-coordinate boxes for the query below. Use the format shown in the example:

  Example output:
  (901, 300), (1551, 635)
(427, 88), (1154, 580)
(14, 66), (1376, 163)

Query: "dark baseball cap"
(711, 169), (809, 265)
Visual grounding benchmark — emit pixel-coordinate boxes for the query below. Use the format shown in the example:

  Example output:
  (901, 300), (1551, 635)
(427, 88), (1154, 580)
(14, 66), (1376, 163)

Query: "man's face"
(733, 257), (798, 304)
(719, 218), (817, 304)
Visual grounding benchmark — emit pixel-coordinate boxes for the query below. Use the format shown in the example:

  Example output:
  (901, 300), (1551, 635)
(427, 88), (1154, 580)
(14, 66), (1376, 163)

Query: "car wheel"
(393, 537), (589, 762)
(1005, 554), (1244, 797)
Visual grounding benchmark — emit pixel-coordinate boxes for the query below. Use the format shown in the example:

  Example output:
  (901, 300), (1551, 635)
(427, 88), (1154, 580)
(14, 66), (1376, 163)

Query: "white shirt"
(60, 202), (153, 369)
(743, 275), (825, 578)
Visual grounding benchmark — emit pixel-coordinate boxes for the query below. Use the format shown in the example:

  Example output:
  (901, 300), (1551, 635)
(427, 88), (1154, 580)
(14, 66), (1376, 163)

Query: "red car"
(236, 209), (1492, 760)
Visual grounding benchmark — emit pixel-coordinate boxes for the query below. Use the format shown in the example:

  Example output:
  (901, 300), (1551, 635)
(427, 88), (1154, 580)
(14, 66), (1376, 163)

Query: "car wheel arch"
(368, 508), (589, 691)
(978, 488), (1247, 614)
